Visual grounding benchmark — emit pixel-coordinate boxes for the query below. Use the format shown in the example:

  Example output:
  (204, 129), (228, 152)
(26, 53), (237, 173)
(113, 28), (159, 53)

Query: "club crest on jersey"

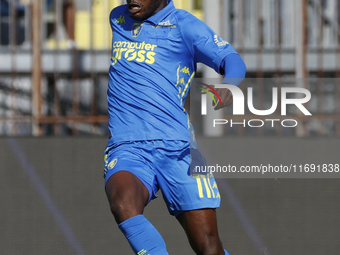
(132, 22), (143, 38)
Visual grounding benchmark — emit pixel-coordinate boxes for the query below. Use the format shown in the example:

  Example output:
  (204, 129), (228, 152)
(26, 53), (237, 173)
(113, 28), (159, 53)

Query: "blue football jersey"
(107, 0), (238, 143)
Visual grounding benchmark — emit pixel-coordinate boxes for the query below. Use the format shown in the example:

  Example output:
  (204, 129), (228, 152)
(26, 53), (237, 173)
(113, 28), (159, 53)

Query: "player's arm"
(179, 12), (246, 110)
(200, 52), (246, 110)
(214, 53), (246, 109)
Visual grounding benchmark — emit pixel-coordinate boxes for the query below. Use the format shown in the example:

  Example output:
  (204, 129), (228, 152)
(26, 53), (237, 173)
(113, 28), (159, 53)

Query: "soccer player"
(103, 0), (246, 254)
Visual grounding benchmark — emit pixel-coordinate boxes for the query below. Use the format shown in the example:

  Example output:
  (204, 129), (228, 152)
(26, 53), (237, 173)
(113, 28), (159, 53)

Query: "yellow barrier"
(75, 11), (91, 49)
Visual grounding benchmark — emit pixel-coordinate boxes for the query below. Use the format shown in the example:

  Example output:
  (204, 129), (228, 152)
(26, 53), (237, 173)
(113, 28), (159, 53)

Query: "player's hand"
(200, 85), (233, 110)
(213, 88), (233, 110)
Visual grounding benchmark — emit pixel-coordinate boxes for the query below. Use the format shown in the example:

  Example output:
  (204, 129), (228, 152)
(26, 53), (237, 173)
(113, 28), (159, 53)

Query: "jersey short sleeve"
(177, 12), (238, 74)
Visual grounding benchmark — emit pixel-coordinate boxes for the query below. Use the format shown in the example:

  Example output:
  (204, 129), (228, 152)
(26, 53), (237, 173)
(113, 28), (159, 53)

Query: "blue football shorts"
(103, 139), (221, 217)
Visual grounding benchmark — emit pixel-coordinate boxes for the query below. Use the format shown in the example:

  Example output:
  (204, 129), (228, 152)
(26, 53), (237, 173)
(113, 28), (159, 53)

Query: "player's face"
(126, 0), (167, 20)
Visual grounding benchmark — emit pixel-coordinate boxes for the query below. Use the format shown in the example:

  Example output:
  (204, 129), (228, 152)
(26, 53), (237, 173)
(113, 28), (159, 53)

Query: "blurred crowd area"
(0, 0), (340, 136)
(1, 0), (339, 51)
(0, 0), (203, 49)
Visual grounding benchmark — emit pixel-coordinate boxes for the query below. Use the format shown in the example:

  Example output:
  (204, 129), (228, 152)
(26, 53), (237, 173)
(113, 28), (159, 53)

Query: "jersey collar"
(144, 0), (175, 25)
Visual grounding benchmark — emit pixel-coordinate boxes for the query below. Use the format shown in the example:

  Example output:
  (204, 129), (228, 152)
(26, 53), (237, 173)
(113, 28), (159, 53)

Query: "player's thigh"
(103, 143), (157, 223)
(177, 209), (223, 254)
(105, 171), (149, 223)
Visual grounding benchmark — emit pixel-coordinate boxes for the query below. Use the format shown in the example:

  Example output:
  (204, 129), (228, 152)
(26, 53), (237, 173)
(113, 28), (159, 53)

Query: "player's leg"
(152, 140), (228, 255)
(176, 208), (228, 255)
(104, 142), (169, 254)
(105, 171), (168, 254)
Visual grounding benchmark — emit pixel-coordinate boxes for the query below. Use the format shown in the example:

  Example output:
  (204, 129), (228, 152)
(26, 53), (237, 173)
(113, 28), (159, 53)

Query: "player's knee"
(194, 236), (224, 255)
(109, 199), (123, 217)
(108, 195), (144, 224)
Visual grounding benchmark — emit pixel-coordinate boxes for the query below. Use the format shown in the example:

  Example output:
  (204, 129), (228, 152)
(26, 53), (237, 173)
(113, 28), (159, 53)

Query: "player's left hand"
(213, 88), (233, 110)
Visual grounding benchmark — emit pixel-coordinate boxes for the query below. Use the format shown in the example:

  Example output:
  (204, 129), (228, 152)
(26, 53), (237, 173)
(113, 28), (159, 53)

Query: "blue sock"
(118, 215), (168, 255)
(224, 249), (230, 255)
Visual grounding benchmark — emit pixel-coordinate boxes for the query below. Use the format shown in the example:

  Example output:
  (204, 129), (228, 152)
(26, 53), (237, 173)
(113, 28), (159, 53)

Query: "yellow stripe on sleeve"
(181, 71), (195, 97)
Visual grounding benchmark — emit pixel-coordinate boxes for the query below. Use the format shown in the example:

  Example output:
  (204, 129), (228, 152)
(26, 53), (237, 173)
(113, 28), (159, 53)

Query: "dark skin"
(213, 88), (233, 110)
(127, 0), (167, 20)
(106, 172), (225, 255)
(106, 1), (227, 254)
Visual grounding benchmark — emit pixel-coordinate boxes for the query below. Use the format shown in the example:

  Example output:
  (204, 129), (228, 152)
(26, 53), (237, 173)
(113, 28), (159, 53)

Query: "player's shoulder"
(171, 8), (209, 40)
(109, 5), (128, 21)
(172, 8), (204, 25)
(171, 8), (208, 34)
